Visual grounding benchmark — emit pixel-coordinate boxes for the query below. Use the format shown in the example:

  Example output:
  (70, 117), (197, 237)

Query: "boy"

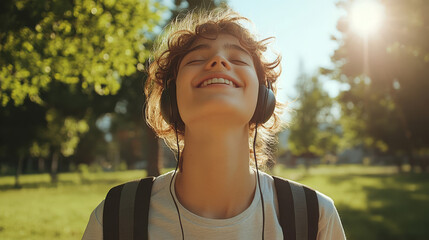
(82, 8), (346, 240)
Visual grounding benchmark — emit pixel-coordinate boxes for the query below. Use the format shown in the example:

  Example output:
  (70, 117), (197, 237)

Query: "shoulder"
(150, 170), (174, 195)
(268, 175), (345, 238)
(267, 174), (337, 220)
(94, 200), (105, 225)
(82, 201), (104, 239)
(315, 190), (337, 221)
(93, 174), (167, 226)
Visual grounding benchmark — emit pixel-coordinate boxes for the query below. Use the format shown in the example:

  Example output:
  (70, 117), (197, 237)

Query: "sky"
(159, 0), (346, 120)
(228, 0), (344, 103)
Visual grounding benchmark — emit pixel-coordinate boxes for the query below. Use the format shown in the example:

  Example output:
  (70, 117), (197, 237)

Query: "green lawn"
(273, 165), (429, 240)
(1, 165), (428, 240)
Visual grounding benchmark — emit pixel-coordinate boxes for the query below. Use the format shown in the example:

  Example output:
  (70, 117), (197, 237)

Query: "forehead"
(186, 34), (251, 55)
(191, 34), (239, 46)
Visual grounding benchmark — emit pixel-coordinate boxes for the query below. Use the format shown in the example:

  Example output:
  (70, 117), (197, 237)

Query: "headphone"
(160, 80), (276, 127)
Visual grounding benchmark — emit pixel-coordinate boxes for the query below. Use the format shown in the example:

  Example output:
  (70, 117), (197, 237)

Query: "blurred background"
(1, 0), (428, 239)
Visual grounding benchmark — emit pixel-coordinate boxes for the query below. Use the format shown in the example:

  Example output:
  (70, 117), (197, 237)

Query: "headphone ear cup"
(251, 84), (276, 124)
(263, 87), (276, 123)
(161, 82), (181, 125)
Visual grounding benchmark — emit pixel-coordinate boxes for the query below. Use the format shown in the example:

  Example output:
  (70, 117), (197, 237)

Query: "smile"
(199, 78), (237, 88)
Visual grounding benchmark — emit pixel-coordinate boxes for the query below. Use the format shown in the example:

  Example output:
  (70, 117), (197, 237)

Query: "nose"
(205, 55), (231, 70)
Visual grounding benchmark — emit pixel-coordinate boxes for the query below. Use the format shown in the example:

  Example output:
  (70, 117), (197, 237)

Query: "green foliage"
(170, 0), (227, 20)
(43, 109), (89, 157)
(329, 0), (429, 159)
(0, 0), (165, 175)
(77, 163), (90, 174)
(288, 70), (338, 156)
(29, 142), (50, 158)
(0, 0), (163, 106)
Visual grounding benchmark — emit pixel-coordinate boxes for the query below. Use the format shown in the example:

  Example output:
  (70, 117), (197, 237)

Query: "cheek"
(175, 73), (196, 123)
(175, 69), (191, 100)
(247, 72), (260, 108)
(175, 80), (189, 110)
(248, 83), (259, 113)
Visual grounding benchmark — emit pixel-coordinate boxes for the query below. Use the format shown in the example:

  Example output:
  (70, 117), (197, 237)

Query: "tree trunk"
(14, 155), (24, 188)
(38, 157), (45, 172)
(304, 158), (311, 174)
(50, 151), (59, 184)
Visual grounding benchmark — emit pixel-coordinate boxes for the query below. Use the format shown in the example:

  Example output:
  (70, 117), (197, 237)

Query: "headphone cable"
(253, 125), (265, 240)
(169, 124), (185, 240)
(169, 123), (265, 240)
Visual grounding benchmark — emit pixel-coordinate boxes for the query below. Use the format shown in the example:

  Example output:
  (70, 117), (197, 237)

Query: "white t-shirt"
(82, 171), (346, 239)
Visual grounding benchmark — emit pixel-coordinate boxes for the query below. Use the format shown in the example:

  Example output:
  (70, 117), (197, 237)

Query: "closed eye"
(186, 59), (205, 65)
(231, 59), (249, 65)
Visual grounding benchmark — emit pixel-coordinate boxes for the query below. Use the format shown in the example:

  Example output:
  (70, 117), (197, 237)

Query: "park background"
(1, 0), (429, 239)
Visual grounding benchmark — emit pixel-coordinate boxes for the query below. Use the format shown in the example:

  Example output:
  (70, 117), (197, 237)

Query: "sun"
(350, 0), (385, 37)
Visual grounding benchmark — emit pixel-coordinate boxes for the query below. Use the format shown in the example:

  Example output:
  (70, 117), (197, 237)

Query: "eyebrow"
(186, 43), (252, 57)
(186, 44), (210, 55)
(224, 43), (252, 57)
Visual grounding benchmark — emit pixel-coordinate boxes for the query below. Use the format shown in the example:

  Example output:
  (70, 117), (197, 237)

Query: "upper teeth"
(200, 78), (236, 87)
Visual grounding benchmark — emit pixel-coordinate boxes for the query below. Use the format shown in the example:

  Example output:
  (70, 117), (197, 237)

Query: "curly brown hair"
(145, 8), (285, 168)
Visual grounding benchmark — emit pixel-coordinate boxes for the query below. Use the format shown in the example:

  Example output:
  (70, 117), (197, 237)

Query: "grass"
(0, 170), (148, 240)
(1, 165), (429, 240)
(273, 164), (429, 240)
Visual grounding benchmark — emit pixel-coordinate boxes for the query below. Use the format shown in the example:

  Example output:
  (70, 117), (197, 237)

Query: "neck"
(174, 123), (256, 219)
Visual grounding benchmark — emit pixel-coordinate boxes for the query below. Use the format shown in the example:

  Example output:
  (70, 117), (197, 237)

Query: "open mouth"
(198, 78), (237, 88)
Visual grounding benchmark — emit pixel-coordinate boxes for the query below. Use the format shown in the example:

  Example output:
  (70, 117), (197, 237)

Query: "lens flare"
(350, 0), (385, 37)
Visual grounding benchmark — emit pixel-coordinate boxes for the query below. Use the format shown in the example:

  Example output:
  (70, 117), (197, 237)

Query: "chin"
(179, 98), (256, 127)
(184, 108), (252, 128)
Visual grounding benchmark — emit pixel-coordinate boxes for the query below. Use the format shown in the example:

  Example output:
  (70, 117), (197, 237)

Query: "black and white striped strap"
(103, 177), (155, 240)
(273, 176), (319, 240)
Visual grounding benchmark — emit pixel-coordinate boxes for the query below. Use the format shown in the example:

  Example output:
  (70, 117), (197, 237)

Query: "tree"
(288, 68), (337, 168)
(170, 0), (226, 20)
(0, 99), (46, 187)
(0, 0), (163, 106)
(0, 0), (164, 183)
(327, 0), (429, 172)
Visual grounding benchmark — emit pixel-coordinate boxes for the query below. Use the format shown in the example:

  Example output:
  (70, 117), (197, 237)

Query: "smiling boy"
(82, 8), (346, 240)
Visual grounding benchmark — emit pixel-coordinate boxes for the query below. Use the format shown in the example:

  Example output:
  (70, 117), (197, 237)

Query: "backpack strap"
(103, 177), (155, 240)
(273, 176), (319, 240)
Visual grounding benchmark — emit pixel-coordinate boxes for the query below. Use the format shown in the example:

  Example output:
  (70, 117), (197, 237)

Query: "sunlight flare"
(350, 0), (385, 37)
